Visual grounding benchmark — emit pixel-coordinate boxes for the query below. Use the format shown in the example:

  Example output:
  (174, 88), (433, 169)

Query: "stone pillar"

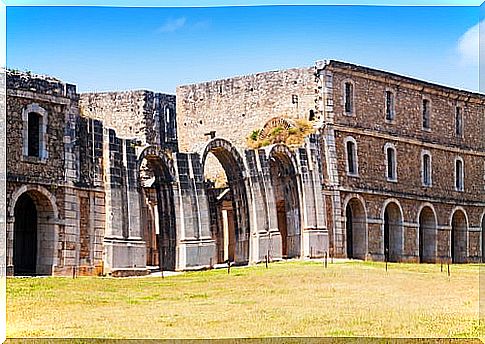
(102, 129), (146, 275)
(173, 152), (215, 270)
(298, 134), (328, 259)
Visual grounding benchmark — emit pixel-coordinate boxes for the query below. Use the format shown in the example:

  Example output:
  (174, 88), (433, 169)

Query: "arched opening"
(451, 210), (467, 263)
(204, 152), (236, 264)
(418, 206), (436, 263)
(269, 146), (301, 258)
(139, 150), (176, 271)
(345, 198), (366, 259)
(12, 189), (57, 275)
(202, 139), (250, 265)
(14, 193), (37, 274)
(383, 202), (403, 262)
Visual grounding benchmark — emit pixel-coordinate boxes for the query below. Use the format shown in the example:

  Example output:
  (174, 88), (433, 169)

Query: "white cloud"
(457, 20), (482, 66)
(158, 17), (187, 33)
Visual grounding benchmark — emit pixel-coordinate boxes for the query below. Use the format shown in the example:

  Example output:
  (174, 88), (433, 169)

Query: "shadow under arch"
(137, 145), (177, 271)
(343, 195), (367, 260)
(450, 207), (468, 263)
(382, 199), (404, 262)
(267, 144), (302, 258)
(200, 138), (250, 265)
(417, 204), (437, 263)
(9, 185), (59, 276)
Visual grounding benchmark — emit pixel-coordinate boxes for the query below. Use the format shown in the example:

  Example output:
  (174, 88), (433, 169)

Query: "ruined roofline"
(6, 68), (64, 83)
(80, 89), (175, 97)
(324, 59), (485, 101)
(6, 68), (77, 98)
(176, 66), (314, 90)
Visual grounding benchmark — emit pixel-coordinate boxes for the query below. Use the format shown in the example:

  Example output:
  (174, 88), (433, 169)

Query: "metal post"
(310, 246), (313, 259)
(72, 266), (76, 279)
(209, 258), (213, 270)
(324, 251), (328, 268)
(227, 261), (231, 275)
(265, 255), (268, 269)
(385, 247), (389, 272)
(448, 262), (450, 277)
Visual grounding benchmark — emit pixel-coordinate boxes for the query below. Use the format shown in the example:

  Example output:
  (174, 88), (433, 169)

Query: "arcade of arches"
(7, 138), (484, 276)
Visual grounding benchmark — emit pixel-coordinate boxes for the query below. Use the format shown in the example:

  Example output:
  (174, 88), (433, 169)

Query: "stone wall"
(176, 67), (317, 152)
(80, 91), (177, 151)
(317, 60), (485, 261)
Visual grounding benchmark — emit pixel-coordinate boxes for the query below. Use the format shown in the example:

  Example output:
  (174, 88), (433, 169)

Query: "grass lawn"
(6, 260), (484, 339)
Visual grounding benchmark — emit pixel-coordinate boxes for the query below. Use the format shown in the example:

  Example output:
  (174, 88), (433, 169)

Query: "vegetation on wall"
(246, 118), (315, 149)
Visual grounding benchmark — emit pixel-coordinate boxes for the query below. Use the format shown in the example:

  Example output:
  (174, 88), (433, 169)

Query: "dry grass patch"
(6, 261), (483, 339)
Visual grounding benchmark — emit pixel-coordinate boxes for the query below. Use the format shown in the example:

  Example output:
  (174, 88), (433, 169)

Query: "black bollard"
(265, 255), (268, 269)
(440, 259), (443, 272)
(209, 258), (213, 270)
(447, 262), (450, 277)
(72, 266), (76, 279)
(324, 251), (328, 269)
(227, 261), (231, 275)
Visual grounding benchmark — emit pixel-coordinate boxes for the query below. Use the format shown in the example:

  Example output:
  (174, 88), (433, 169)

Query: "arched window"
(385, 143), (397, 181)
(22, 103), (48, 161)
(422, 150), (432, 187)
(345, 137), (358, 176)
(455, 157), (464, 192)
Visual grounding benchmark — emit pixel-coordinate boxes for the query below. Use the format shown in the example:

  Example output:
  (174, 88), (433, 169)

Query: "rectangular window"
(455, 107), (463, 137)
(347, 141), (356, 174)
(27, 112), (40, 157)
(455, 160), (463, 191)
(344, 82), (353, 114)
(385, 91), (394, 121)
(423, 154), (431, 186)
(422, 99), (430, 129)
(387, 148), (395, 180)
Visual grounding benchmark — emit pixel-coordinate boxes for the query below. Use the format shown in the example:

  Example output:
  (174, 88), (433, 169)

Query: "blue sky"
(5, 4), (481, 93)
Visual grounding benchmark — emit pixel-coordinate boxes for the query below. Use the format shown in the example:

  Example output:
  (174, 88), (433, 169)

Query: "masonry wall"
(176, 67), (317, 152)
(329, 63), (485, 204)
(319, 61), (485, 261)
(6, 71), (106, 276)
(6, 74), (69, 185)
(80, 91), (177, 152)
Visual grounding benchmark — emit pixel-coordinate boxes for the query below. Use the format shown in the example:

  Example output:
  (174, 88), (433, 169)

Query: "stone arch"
(381, 199), (404, 262)
(137, 145), (176, 270)
(417, 203), (437, 263)
(137, 145), (175, 181)
(343, 194), (367, 260)
(267, 144), (302, 258)
(8, 185), (59, 275)
(259, 117), (295, 141)
(450, 207), (468, 263)
(200, 138), (250, 264)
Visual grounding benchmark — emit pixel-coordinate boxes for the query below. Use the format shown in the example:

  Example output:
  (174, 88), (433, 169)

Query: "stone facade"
(176, 67), (316, 152)
(316, 60), (485, 263)
(5, 59), (485, 277)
